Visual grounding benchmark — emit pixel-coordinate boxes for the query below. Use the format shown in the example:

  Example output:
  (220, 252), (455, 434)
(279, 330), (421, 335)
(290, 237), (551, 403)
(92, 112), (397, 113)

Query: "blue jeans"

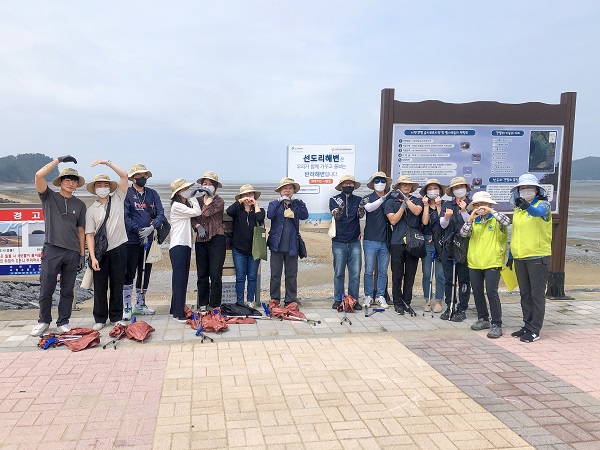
(332, 240), (362, 301)
(421, 239), (445, 301)
(232, 247), (260, 304)
(363, 240), (389, 298)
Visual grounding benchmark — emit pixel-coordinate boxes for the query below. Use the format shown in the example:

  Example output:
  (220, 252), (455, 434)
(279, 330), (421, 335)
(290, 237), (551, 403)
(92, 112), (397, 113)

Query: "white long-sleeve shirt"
(169, 197), (202, 249)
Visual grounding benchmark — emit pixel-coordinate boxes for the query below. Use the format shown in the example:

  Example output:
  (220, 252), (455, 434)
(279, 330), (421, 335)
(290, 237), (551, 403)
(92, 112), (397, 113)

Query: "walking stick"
(450, 259), (458, 319)
(340, 294), (352, 326)
(425, 250), (435, 318)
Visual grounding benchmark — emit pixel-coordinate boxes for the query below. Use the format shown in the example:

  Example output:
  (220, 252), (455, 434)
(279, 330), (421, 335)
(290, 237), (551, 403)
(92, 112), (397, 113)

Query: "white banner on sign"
(287, 145), (356, 228)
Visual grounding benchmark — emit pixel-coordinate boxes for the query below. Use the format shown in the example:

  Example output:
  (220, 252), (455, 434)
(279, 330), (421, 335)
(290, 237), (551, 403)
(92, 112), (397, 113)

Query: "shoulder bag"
(89, 196), (112, 268)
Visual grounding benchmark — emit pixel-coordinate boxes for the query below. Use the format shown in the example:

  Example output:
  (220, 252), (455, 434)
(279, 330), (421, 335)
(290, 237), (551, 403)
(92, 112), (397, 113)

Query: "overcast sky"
(0, 1), (598, 183)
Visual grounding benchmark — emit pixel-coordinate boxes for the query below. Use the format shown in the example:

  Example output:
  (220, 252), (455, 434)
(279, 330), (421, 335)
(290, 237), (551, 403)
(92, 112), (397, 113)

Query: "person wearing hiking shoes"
(384, 175), (423, 315)
(330, 175), (364, 310)
(439, 176), (472, 322)
(508, 173), (552, 343)
(30, 156), (86, 337)
(123, 163), (166, 319)
(361, 171), (393, 309)
(460, 191), (510, 339)
(84, 160), (129, 331)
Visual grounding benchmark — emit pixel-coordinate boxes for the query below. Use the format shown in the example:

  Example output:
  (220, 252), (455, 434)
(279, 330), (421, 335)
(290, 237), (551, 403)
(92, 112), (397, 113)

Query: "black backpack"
(220, 303), (263, 317)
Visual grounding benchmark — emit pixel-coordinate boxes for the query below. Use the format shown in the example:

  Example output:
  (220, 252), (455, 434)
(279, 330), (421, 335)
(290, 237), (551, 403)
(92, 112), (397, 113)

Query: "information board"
(0, 208), (45, 276)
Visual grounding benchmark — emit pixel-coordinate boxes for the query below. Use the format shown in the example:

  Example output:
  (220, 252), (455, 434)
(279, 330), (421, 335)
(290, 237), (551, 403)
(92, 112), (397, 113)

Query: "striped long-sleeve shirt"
(460, 211), (511, 237)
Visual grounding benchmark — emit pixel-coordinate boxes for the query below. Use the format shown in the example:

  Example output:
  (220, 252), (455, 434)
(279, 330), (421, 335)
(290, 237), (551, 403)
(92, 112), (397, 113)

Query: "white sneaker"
(122, 307), (132, 321)
(92, 323), (104, 331)
(30, 322), (49, 337)
(57, 324), (72, 333)
(375, 296), (389, 309)
(363, 296), (373, 308)
(245, 302), (255, 309)
(133, 304), (155, 315)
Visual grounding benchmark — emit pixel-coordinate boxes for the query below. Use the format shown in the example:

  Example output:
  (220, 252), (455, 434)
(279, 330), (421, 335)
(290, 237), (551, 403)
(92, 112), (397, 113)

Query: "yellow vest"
(467, 216), (507, 270)
(511, 200), (552, 259)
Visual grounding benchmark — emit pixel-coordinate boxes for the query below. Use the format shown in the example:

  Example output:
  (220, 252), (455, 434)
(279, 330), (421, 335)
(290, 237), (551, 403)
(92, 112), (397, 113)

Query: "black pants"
(92, 244), (126, 323)
(38, 244), (79, 326)
(515, 256), (549, 334)
(469, 267), (502, 325)
(195, 234), (226, 308)
(389, 244), (419, 306)
(170, 245), (192, 319)
(125, 243), (152, 289)
(441, 250), (471, 312)
(269, 251), (299, 303)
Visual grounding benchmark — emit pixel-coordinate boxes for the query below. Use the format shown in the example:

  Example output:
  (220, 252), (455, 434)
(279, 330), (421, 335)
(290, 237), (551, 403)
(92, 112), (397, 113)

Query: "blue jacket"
(329, 193), (361, 244)
(267, 199), (309, 256)
(124, 186), (167, 245)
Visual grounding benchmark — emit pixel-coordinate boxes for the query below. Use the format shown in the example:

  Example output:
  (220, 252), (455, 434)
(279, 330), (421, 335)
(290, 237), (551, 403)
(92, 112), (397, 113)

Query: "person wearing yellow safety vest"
(507, 174), (552, 343)
(460, 191), (510, 339)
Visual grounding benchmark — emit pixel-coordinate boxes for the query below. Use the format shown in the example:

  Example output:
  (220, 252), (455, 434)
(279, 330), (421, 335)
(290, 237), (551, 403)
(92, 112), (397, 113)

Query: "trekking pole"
(103, 330), (126, 350)
(283, 313), (321, 326)
(399, 298), (417, 317)
(425, 250), (435, 318)
(365, 308), (385, 318)
(450, 259), (458, 319)
(194, 312), (214, 343)
(340, 294), (352, 326)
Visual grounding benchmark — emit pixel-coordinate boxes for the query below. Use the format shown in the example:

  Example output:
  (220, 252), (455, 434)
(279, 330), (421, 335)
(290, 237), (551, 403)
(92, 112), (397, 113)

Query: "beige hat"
(445, 176), (472, 196)
(335, 174), (362, 191)
(275, 177), (301, 193)
(52, 167), (85, 188)
(86, 174), (118, 195)
(366, 171), (392, 190)
(467, 191), (497, 211)
(197, 171), (222, 188)
(128, 163), (153, 180)
(392, 175), (419, 192)
(170, 178), (195, 199)
(235, 184), (261, 200)
(419, 178), (448, 197)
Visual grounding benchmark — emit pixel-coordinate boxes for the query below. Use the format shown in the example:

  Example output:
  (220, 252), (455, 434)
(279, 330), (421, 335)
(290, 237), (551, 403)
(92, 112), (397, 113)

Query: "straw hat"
(419, 178), (447, 197)
(196, 171), (222, 188)
(510, 173), (547, 196)
(128, 163), (153, 180)
(366, 171), (392, 190)
(444, 176), (472, 196)
(275, 177), (301, 193)
(392, 175), (419, 192)
(86, 174), (118, 195)
(170, 178), (195, 199)
(52, 167), (85, 187)
(467, 191), (497, 212)
(335, 174), (361, 191)
(235, 184), (261, 200)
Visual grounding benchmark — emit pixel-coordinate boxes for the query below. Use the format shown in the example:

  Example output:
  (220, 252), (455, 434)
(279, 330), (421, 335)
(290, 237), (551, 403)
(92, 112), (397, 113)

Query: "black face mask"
(342, 186), (354, 195)
(135, 177), (147, 188)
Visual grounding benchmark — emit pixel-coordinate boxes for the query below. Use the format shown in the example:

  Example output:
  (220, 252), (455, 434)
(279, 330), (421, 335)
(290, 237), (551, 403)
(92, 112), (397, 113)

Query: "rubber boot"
(122, 284), (133, 320)
(133, 288), (155, 315)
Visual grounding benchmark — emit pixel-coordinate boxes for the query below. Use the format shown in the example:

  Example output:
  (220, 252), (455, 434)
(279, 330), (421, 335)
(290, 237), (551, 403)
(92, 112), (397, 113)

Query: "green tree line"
(0, 153), (59, 183)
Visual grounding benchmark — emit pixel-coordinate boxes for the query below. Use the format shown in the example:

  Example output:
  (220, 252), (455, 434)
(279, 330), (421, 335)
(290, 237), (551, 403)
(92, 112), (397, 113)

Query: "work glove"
(195, 224), (207, 238)
(359, 196), (368, 209)
(388, 190), (400, 199)
(138, 225), (155, 239)
(397, 190), (408, 201)
(506, 258), (514, 270)
(334, 197), (344, 209)
(77, 255), (86, 272)
(57, 155), (77, 164)
(278, 196), (290, 202)
(514, 197), (530, 210)
(191, 187), (207, 197)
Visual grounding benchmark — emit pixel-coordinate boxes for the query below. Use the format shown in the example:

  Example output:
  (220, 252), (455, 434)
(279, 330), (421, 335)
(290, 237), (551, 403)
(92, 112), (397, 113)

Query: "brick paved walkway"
(0, 298), (599, 449)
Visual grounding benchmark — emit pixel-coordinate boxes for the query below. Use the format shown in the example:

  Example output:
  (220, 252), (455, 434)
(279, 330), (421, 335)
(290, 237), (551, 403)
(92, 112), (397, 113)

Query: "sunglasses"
(373, 178), (387, 184)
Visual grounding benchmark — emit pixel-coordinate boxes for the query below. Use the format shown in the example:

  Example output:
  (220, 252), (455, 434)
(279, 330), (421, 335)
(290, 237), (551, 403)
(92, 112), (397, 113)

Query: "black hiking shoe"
(440, 308), (451, 320)
(511, 327), (527, 338)
(520, 330), (540, 343)
(450, 310), (466, 322)
(354, 302), (363, 311)
(394, 304), (405, 315)
(487, 324), (503, 339)
(471, 318), (491, 331)
(332, 301), (341, 309)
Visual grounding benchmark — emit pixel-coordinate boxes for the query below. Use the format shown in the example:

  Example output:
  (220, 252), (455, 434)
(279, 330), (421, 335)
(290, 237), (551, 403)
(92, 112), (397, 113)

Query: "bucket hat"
(510, 173), (547, 196)
(275, 177), (301, 193)
(235, 184), (261, 200)
(467, 191), (497, 211)
(335, 174), (361, 191)
(52, 167), (85, 187)
(366, 171), (393, 190)
(86, 174), (118, 195)
(128, 163), (153, 180)
(170, 178), (195, 199)
(197, 171), (222, 188)
(419, 178), (447, 197)
(445, 176), (472, 196)
(392, 175), (419, 192)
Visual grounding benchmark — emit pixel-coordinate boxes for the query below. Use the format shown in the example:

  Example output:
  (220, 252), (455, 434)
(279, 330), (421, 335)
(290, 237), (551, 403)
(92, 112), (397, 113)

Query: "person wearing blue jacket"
(267, 177), (309, 306)
(123, 163), (167, 319)
(330, 175), (364, 310)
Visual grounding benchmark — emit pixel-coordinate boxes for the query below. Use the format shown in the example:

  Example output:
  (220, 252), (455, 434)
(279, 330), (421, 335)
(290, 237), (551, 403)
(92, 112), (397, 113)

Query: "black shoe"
(332, 301), (341, 309)
(511, 327), (527, 338)
(520, 330), (540, 343)
(354, 302), (363, 311)
(394, 304), (405, 315)
(440, 308), (451, 320)
(450, 310), (466, 322)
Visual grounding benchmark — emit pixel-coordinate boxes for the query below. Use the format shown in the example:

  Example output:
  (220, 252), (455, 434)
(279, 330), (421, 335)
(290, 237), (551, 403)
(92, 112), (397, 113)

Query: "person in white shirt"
(84, 160), (129, 330)
(169, 179), (203, 321)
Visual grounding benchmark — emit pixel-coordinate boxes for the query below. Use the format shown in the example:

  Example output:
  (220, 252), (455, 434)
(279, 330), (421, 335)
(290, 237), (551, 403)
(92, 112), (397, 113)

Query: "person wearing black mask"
(330, 175), (364, 310)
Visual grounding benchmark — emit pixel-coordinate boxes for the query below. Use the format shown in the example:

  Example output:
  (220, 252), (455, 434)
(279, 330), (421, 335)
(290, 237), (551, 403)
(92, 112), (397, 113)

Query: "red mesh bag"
(125, 321), (155, 342)
(200, 308), (228, 332)
(225, 317), (257, 324)
(38, 327), (100, 352)
(337, 295), (357, 313)
(268, 300), (307, 321)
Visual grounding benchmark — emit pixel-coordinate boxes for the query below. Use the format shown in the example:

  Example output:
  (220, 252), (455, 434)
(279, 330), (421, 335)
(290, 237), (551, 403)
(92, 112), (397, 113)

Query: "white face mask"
(203, 185), (215, 197)
(374, 182), (386, 192)
(426, 190), (439, 199)
(519, 188), (536, 202)
(180, 189), (192, 199)
(476, 208), (486, 216)
(95, 187), (110, 198)
(453, 187), (467, 198)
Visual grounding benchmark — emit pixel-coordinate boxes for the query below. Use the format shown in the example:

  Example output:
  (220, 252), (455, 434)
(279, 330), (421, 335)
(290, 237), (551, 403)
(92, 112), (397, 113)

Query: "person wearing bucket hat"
(192, 171), (226, 311)
(329, 175), (364, 310)
(226, 184), (265, 308)
(384, 175), (424, 315)
(361, 171), (394, 309)
(84, 160), (129, 331)
(30, 155), (87, 337)
(508, 173), (552, 343)
(420, 179), (447, 313)
(439, 176), (472, 322)
(267, 177), (309, 305)
(168, 179), (202, 321)
(123, 163), (166, 319)
(459, 191), (511, 339)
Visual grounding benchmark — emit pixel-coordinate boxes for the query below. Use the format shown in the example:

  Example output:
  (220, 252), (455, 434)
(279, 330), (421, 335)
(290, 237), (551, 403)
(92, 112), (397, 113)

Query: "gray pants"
(515, 256), (549, 335)
(469, 267), (502, 326)
(38, 244), (79, 326)
(269, 251), (298, 304)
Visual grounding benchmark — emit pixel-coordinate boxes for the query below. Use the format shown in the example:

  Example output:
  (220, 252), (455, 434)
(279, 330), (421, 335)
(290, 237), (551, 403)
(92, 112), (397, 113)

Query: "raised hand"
(57, 155), (77, 164)
(514, 197), (530, 210)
